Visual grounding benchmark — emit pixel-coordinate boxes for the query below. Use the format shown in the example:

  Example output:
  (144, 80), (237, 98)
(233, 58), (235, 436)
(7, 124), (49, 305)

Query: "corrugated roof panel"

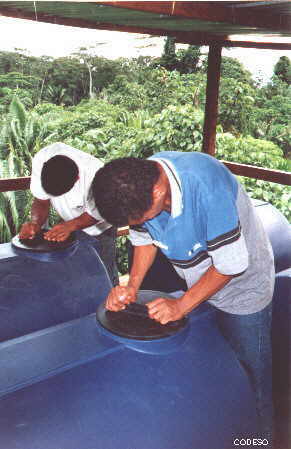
(0, 1), (290, 43)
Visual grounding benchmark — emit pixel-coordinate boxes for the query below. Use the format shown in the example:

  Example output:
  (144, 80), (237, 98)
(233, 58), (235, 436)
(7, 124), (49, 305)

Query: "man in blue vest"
(92, 151), (274, 444)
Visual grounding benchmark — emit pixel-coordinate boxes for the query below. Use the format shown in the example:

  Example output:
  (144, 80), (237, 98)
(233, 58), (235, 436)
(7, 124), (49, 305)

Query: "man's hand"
(105, 286), (137, 312)
(43, 222), (74, 242)
(19, 222), (41, 240)
(147, 298), (184, 325)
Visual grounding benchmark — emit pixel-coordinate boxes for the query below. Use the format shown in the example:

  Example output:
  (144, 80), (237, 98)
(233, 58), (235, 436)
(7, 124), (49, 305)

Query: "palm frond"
(0, 193), (12, 242)
(9, 96), (27, 130)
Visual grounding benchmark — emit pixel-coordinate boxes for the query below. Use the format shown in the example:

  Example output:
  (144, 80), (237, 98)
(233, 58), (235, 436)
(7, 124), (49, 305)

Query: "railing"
(222, 162), (291, 186)
(0, 176), (130, 237)
(1, 163), (290, 193)
(0, 162), (290, 237)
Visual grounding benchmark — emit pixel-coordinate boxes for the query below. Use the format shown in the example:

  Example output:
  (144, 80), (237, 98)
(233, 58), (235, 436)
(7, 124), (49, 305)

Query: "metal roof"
(0, 1), (290, 49)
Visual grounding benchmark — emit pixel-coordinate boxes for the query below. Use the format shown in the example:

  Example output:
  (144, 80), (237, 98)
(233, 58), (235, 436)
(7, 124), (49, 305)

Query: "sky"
(1, 16), (290, 83)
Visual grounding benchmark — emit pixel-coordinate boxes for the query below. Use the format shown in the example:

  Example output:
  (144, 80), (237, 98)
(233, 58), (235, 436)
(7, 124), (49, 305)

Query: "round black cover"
(12, 230), (76, 253)
(96, 290), (188, 340)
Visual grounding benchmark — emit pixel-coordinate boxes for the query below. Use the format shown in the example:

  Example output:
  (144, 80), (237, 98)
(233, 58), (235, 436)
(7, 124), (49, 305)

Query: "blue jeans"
(95, 227), (119, 287)
(216, 303), (273, 447)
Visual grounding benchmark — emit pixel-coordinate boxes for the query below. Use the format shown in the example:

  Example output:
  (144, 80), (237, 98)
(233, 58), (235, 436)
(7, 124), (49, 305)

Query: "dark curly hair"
(41, 155), (78, 196)
(92, 157), (160, 226)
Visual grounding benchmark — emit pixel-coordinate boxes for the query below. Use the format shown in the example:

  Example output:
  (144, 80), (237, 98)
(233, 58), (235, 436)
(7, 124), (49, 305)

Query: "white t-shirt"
(30, 142), (111, 236)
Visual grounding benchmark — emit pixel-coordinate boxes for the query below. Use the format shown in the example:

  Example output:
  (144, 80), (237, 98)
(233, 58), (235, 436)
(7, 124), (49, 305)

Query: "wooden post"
(202, 43), (222, 156)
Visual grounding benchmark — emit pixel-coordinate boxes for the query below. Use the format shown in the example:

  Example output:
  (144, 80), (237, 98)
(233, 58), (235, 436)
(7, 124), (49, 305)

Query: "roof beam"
(222, 38), (291, 50)
(102, 1), (291, 32)
(0, 5), (226, 44)
(0, 5), (290, 50)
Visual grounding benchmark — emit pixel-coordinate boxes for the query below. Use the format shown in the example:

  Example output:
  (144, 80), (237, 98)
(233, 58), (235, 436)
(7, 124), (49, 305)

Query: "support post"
(202, 43), (222, 156)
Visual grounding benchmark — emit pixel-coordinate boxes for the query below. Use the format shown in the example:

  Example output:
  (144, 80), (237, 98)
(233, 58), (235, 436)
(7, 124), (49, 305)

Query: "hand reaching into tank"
(105, 286), (137, 312)
(147, 298), (185, 325)
(19, 222), (41, 240)
(43, 222), (74, 242)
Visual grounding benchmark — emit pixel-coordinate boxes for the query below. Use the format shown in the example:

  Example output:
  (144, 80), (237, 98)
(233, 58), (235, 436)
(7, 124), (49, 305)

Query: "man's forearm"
(128, 244), (157, 292)
(179, 265), (233, 316)
(62, 212), (97, 232)
(31, 198), (50, 226)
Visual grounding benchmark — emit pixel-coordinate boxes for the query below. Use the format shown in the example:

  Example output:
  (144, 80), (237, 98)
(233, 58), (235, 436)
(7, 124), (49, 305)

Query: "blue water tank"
(1, 200), (289, 449)
(0, 231), (111, 341)
(254, 202), (291, 449)
(128, 200), (291, 449)
(272, 268), (291, 449)
(253, 200), (291, 273)
(0, 291), (258, 449)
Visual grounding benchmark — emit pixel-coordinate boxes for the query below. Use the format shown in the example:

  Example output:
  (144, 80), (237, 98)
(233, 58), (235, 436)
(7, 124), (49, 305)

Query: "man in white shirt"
(19, 142), (118, 285)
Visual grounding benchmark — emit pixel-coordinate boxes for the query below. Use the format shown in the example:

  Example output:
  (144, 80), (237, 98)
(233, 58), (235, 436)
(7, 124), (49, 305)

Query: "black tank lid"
(96, 290), (188, 341)
(12, 230), (76, 253)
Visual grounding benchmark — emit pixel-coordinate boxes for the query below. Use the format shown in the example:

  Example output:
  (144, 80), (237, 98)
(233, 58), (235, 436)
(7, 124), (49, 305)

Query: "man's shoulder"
(36, 142), (69, 157)
(34, 143), (103, 167)
(150, 150), (211, 165)
(33, 142), (71, 165)
(150, 151), (216, 176)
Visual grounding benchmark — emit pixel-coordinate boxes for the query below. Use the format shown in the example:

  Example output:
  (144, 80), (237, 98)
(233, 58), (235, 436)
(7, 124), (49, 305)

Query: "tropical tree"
(274, 56), (291, 85)
(252, 76), (291, 158)
(0, 153), (32, 241)
(0, 72), (40, 110)
(154, 37), (202, 74)
(218, 78), (256, 135)
(219, 56), (254, 85)
(158, 37), (178, 71)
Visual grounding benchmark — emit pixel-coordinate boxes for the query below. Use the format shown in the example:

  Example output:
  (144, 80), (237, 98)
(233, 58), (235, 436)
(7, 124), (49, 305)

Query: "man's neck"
(158, 165), (172, 212)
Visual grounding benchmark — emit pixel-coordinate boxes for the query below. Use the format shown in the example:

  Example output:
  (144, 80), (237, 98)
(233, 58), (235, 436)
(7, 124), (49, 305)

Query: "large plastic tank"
(252, 201), (291, 449)
(0, 291), (258, 449)
(128, 200), (291, 449)
(272, 267), (291, 449)
(0, 200), (289, 449)
(0, 231), (111, 341)
(253, 200), (291, 273)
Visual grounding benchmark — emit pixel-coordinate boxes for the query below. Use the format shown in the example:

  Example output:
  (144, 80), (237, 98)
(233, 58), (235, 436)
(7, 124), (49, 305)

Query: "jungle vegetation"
(0, 39), (290, 272)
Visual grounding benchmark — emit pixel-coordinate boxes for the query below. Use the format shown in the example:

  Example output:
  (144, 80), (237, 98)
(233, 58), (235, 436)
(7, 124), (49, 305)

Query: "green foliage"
(74, 104), (204, 161)
(158, 37), (178, 71)
(116, 235), (129, 276)
(216, 134), (287, 170)
(0, 97), (42, 240)
(218, 78), (256, 135)
(105, 69), (206, 114)
(251, 80), (291, 159)
(274, 56), (291, 85)
(216, 134), (291, 221)
(33, 102), (64, 116)
(0, 50), (143, 107)
(0, 154), (32, 241)
(240, 177), (290, 222)
(122, 105), (204, 158)
(0, 71), (39, 89)
(38, 99), (129, 157)
(155, 37), (202, 74)
(0, 97), (48, 167)
(46, 112), (108, 141)
(219, 57), (254, 85)
(105, 75), (149, 111)
(176, 46), (202, 74)
(0, 72), (40, 110)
